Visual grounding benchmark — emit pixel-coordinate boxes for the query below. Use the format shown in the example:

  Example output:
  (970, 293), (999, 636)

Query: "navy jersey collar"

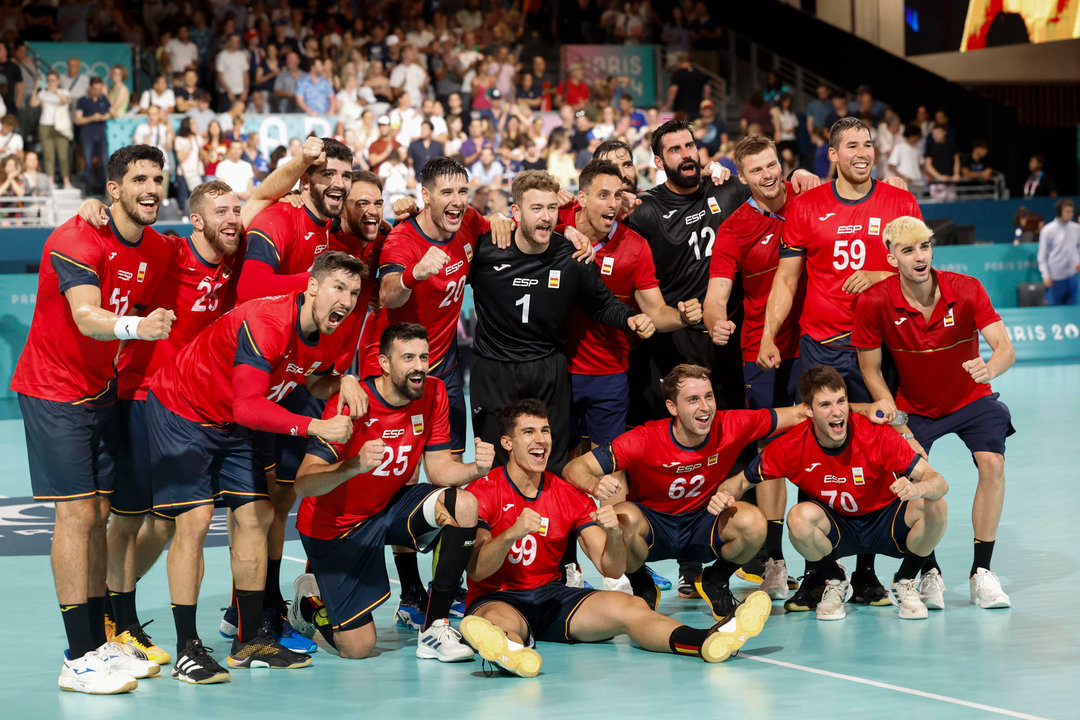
(106, 209), (143, 247)
(294, 294), (320, 347)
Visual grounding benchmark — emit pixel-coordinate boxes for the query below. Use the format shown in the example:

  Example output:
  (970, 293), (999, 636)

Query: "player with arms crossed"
(716, 365), (949, 621)
(460, 399), (773, 678)
(289, 322), (495, 660)
(853, 216), (1015, 609)
(760, 117), (921, 605)
(147, 251), (368, 683)
(11, 145), (176, 694)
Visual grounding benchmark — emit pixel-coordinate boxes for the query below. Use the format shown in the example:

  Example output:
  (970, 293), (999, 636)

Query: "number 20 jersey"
(780, 180), (921, 344)
(594, 408), (777, 514)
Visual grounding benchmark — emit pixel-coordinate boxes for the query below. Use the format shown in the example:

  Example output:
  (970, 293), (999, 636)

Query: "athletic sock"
(108, 589), (139, 630)
(626, 565), (654, 596)
(60, 603), (96, 659)
(922, 551), (941, 575)
(971, 538), (995, 575)
(810, 553), (845, 581)
(425, 525), (476, 629)
(87, 596), (107, 647)
(765, 520), (785, 561)
(299, 596), (335, 648)
(668, 625), (710, 658)
(172, 603), (198, 657)
(706, 557), (740, 585)
(393, 550), (423, 594)
(263, 558), (285, 612)
(235, 589), (263, 643)
(856, 553), (876, 575)
(894, 553), (926, 583)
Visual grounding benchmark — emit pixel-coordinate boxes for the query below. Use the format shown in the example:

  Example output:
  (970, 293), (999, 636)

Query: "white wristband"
(113, 316), (143, 340)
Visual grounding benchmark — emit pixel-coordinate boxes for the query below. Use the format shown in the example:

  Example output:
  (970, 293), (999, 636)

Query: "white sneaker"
(565, 563), (584, 589)
(602, 575), (633, 594)
(760, 559), (790, 600)
(918, 568), (946, 610)
(970, 568), (1012, 609)
(288, 573), (321, 639)
(416, 618), (475, 662)
(816, 578), (850, 621)
(890, 579), (929, 619)
(59, 649), (138, 694)
(460, 615), (542, 678)
(98, 641), (160, 678)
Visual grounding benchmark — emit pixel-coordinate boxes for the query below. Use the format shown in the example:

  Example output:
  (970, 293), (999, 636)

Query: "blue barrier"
(0, 223), (194, 275)
(932, 243), (1041, 309)
(920, 196), (1063, 244)
(980, 306), (1080, 363)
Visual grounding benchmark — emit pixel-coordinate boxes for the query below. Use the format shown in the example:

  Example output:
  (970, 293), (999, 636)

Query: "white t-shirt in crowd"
(174, 135), (203, 182)
(139, 88), (176, 111)
(888, 142), (924, 184)
(215, 50), (250, 95)
(215, 158), (255, 194)
(389, 62), (428, 107)
(132, 122), (171, 171)
(164, 38), (199, 74)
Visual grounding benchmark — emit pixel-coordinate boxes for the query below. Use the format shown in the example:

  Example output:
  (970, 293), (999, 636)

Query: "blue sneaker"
(262, 607), (317, 654)
(219, 605), (238, 639)
(450, 585), (466, 618)
(647, 566), (672, 591)
(395, 585), (429, 630)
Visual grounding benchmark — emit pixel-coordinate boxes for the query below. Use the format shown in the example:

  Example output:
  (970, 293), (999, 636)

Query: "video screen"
(905, 1), (1080, 55)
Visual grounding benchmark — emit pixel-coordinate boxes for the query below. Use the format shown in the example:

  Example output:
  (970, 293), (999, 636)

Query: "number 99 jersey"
(295, 376), (451, 541)
(779, 180), (921, 344)
(592, 409), (777, 514)
(466, 467), (598, 607)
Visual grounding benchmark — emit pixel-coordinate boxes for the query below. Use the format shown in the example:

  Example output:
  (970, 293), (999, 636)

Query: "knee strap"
(421, 487), (456, 527)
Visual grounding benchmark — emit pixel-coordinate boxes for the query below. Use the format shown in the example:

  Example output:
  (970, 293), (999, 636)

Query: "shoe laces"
(894, 579), (920, 603)
(124, 620), (156, 647)
(821, 580), (847, 604)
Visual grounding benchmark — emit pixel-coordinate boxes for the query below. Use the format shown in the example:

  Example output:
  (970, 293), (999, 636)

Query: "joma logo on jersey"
(836, 225), (863, 235)
(676, 462), (702, 474)
(512, 278), (539, 287)
(445, 260), (464, 275)
(383, 429), (406, 439)
(823, 475), (846, 484)
(684, 210), (707, 226)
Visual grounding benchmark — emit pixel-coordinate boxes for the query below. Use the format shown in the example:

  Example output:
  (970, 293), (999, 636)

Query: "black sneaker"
(227, 628), (313, 669)
(678, 560), (702, 598)
(735, 547), (768, 584)
(850, 569), (891, 606)
(695, 566), (738, 621)
(172, 639), (230, 684)
(784, 570), (825, 612)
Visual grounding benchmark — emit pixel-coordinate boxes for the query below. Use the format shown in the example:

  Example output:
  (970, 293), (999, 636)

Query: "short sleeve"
(610, 426), (647, 473)
(709, 226), (739, 280)
(851, 293), (883, 349)
(378, 230), (420, 278)
(234, 313), (286, 372)
(971, 281), (1001, 331)
(779, 199), (808, 257)
(470, 477), (498, 531)
(50, 225), (103, 292)
(245, 229), (282, 271)
(632, 236), (659, 291)
(305, 398), (348, 462)
(425, 381), (452, 452)
(875, 425), (920, 478)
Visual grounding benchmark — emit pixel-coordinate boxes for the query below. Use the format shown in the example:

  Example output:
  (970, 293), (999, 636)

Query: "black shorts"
(796, 335), (870, 403)
(299, 483), (444, 632)
(470, 352), (572, 474)
(743, 358), (798, 411)
(633, 327), (745, 417)
(112, 399), (153, 515)
(146, 391), (268, 517)
(18, 391), (119, 502)
(635, 503), (724, 564)
(432, 340), (467, 455)
(908, 393), (1014, 459)
(272, 386), (326, 483)
(800, 494), (912, 559)
(570, 371), (629, 447)
(466, 583), (598, 646)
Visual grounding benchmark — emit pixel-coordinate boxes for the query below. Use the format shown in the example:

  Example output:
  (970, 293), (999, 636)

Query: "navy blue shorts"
(432, 342), (466, 454)
(743, 358), (798, 411)
(908, 393), (1014, 459)
(796, 335), (870, 403)
(112, 399), (153, 515)
(466, 583), (599, 646)
(299, 483), (444, 632)
(145, 391), (267, 517)
(799, 494), (912, 559)
(18, 391), (119, 502)
(252, 431), (276, 475)
(635, 503), (723, 564)
(570, 371), (629, 447)
(272, 386), (326, 483)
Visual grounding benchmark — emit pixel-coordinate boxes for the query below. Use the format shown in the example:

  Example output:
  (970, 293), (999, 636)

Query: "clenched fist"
(509, 507), (543, 540)
(350, 438), (387, 473)
(309, 414), (353, 444)
(591, 505), (621, 533)
(413, 246), (451, 282)
(473, 437), (495, 475)
(137, 308), (176, 340)
(678, 298), (702, 325)
(629, 313), (655, 339)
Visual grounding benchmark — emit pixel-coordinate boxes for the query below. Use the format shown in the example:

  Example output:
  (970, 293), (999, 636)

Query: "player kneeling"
(460, 399), (772, 678)
(716, 366), (948, 621)
(291, 323), (495, 661)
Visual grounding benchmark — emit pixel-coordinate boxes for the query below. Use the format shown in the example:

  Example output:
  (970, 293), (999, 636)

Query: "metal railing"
(0, 195), (58, 226)
(911, 175), (1010, 203)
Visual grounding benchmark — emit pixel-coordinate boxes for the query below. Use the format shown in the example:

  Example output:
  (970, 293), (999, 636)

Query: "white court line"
(283, 554), (400, 584)
(741, 654), (1048, 720)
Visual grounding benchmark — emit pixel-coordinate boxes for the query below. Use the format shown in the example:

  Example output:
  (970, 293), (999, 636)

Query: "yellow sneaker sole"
(701, 590), (772, 664)
(460, 616), (542, 678)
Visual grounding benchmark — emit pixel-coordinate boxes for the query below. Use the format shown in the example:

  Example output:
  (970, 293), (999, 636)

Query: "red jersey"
(595, 409), (777, 514)
(562, 218), (658, 375)
(748, 413), (918, 516)
(466, 467), (597, 606)
(244, 203), (335, 280)
(851, 271), (999, 418)
(150, 293), (338, 426)
(118, 236), (242, 400)
(780, 180), (921, 345)
(378, 208), (489, 367)
(296, 377), (451, 541)
(710, 183), (804, 362)
(325, 225), (387, 375)
(11, 215), (175, 404)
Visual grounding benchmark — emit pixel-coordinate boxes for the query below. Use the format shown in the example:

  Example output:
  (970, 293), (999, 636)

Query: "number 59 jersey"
(780, 180), (921, 344)
(593, 409), (777, 514)
(466, 467), (598, 607)
(296, 377), (452, 541)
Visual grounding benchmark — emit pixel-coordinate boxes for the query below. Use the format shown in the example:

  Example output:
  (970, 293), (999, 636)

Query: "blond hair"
(883, 216), (933, 251)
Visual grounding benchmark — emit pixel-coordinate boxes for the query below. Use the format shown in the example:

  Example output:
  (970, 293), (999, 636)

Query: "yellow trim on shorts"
(332, 589), (392, 631)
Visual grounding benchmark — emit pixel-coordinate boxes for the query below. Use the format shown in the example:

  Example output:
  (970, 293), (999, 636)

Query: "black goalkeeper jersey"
(469, 232), (636, 363)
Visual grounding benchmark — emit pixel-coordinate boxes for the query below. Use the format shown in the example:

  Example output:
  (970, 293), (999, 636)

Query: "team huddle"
(14, 117), (1016, 694)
